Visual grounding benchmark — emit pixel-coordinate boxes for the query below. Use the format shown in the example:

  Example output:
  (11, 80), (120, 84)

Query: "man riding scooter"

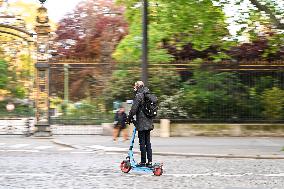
(127, 81), (154, 168)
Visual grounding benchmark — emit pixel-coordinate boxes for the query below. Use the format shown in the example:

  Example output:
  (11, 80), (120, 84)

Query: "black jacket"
(114, 112), (127, 129)
(128, 87), (154, 131)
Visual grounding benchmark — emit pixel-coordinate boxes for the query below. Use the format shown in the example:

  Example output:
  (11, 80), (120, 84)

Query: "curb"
(30, 137), (54, 139)
(51, 139), (284, 159)
(52, 139), (87, 150)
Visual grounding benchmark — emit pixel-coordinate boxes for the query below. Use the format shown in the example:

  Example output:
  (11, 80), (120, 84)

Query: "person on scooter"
(127, 81), (153, 168)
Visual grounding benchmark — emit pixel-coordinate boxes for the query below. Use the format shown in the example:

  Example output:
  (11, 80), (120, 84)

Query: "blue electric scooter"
(120, 121), (163, 176)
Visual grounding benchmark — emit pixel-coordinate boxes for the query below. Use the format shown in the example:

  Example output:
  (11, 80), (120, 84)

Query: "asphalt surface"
(52, 135), (284, 158)
(0, 150), (284, 188)
(0, 136), (284, 189)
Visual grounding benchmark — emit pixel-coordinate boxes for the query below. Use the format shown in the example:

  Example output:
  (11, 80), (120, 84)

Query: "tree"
(248, 0), (284, 30)
(261, 87), (284, 120)
(0, 59), (8, 89)
(102, 64), (181, 110)
(216, 0), (284, 59)
(54, 0), (128, 60)
(114, 0), (230, 62)
(52, 0), (129, 102)
(181, 71), (248, 119)
(102, 69), (139, 110)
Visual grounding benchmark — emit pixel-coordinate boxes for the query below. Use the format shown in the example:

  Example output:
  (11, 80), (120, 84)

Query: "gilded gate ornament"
(36, 7), (49, 24)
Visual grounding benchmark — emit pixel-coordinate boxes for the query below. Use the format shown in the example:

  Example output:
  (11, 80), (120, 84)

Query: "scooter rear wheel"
(120, 160), (131, 173)
(153, 167), (163, 176)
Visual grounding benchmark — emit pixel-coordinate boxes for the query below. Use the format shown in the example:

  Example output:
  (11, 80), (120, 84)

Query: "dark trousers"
(138, 130), (152, 163)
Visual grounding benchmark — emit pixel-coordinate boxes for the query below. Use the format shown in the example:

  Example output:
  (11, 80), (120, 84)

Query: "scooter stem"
(129, 126), (136, 150)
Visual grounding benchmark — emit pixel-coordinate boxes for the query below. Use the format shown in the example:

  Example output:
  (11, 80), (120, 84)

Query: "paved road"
(0, 136), (75, 153)
(0, 137), (284, 189)
(0, 151), (284, 189)
(53, 135), (284, 158)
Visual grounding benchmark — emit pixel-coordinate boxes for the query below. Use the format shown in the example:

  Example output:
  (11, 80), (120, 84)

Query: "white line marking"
(87, 145), (106, 150)
(58, 147), (73, 151)
(6, 149), (39, 153)
(86, 145), (127, 152)
(0, 173), (54, 177)
(163, 173), (284, 177)
(34, 146), (53, 150)
(263, 173), (284, 177)
(105, 152), (121, 155)
(9, 144), (30, 148)
(70, 151), (97, 154)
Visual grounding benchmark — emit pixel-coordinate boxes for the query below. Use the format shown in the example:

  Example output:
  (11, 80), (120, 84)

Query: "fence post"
(160, 119), (170, 137)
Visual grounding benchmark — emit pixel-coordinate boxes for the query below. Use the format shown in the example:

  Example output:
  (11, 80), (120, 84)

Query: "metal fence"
(49, 60), (284, 124)
(49, 60), (113, 125)
(2, 59), (283, 123)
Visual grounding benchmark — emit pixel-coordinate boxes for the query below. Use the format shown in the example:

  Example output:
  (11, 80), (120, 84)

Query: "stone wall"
(51, 125), (102, 135)
(153, 122), (284, 137)
(43, 122), (284, 136)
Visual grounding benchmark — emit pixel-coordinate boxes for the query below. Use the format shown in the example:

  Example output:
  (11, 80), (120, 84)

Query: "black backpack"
(142, 92), (158, 118)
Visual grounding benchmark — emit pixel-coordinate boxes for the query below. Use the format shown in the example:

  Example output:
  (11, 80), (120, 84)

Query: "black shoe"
(137, 162), (146, 167)
(146, 162), (152, 168)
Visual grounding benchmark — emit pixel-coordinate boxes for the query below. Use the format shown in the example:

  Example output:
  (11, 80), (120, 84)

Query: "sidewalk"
(52, 135), (284, 159)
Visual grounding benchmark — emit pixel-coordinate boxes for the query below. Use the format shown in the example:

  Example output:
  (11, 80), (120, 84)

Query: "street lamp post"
(142, 0), (148, 86)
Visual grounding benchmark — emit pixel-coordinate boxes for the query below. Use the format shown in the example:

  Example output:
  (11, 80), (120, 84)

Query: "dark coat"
(128, 87), (154, 131)
(114, 111), (127, 129)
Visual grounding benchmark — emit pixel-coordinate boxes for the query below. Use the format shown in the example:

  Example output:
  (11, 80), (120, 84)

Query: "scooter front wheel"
(120, 160), (131, 173)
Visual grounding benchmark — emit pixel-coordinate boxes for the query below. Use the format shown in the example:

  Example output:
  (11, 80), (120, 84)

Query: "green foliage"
(0, 59), (8, 89)
(148, 68), (181, 97)
(261, 87), (284, 120)
(262, 33), (284, 59)
(184, 71), (248, 119)
(114, 0), (229, 62)
(217, 0), (284, 40)
(158, 70), (284, 121)
(158, 90), (188, 119)
(0, 101), (33, 118)
(69, 100), (100, 118)
(246, 87), (263, 118)
(157, 70), (248, 119)
(54, 99), (113, 124)
(101, 66), (284, 121)
(10, 86), (26, 99)
(254, 76), (275, 93)
(102, 69), (139, 110)
(0, 54), (33, 99)
(102, 64), (182, 111)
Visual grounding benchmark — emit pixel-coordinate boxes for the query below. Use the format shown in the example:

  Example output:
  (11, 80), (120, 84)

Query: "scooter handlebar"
(126, 116), (137, 125)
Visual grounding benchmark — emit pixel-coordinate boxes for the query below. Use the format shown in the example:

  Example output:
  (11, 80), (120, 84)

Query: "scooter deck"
(132, 166), (153, 173)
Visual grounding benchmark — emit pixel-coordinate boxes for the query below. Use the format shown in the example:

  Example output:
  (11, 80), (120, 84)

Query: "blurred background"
(0, 0), (283, 127)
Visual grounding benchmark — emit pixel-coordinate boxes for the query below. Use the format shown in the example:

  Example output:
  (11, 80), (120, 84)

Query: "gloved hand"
(126, 116), (132, 125)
